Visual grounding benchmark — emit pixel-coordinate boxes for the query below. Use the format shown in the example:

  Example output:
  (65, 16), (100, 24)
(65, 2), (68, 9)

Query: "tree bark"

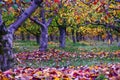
(0, 23), (14, 71)
(39, 26), (48, 51)
(59, 27), (66, 48)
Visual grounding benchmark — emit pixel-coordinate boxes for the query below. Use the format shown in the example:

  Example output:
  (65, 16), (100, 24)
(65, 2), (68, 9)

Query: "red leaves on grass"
(15, 49), (120, 63)
(3, 49), (118, 79)
(15, 49), (75, 62)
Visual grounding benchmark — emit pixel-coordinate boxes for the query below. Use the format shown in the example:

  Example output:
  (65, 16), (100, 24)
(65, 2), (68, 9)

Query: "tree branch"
(23, 26), (39, 36)
(46, 18), (53, 27)
(30, 17), (45, 27)
(55, 18), (61, 26)
(40, 7), (46, 24)
(114, 19), (120, 22)
(89, 21), (120, 32)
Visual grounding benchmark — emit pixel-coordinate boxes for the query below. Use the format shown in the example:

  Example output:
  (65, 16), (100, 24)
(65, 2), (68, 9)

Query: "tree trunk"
(79, 32), (83, 41)
(72, 29), (76, 43)
(107, 32), (113, 45)
(76, 31), (79, 42)
(35, 35), (40, 44)
(59, 27), (66, 48)
(0, 23), (14, 71)
(26, 33), (30, 41)
(49, 34), (54, 41)
(20, 31), (25, 41)
(39, 26), (48, 51)
(116, 34), (119, 42)
(30, 6), (53, 51)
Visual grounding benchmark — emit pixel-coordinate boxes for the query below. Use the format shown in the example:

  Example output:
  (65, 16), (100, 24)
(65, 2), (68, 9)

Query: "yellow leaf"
(63, 78), (71, 80)
(54, 77), (60, 80)
(33, 71), (42, 78)
(1, 76), (9, 80)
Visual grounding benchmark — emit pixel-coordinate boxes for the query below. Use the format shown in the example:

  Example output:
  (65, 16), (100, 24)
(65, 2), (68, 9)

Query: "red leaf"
(93, 0), (99, 5)
(54, 0), (60, 3)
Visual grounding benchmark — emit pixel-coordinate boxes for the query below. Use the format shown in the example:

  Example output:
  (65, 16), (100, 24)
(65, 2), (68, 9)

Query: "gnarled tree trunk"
(59, 27), (66, 48)
(30, 7), (53, 51)
(0, 23), (14, 71)
(0, 0), (42, 71)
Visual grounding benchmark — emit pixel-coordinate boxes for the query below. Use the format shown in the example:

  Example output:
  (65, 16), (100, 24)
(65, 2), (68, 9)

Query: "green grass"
(15, 56), (120, 68)
(48, 40), (120, 53)
(13, 40), (39, 53)
(13, 40), (120, 53)
(13, 40), (120, 68)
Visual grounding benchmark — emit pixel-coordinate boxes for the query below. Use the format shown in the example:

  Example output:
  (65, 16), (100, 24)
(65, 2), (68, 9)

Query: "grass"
(48, 40), (120, 53)
(13, 40), (39, 53)
(13, 40), (120, 53)
(15, 56), (120, 68)
(13, 40), (120, 68)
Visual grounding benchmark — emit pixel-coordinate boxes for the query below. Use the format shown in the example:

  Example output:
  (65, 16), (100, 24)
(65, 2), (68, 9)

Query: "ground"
(0, 40), (120, 79)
